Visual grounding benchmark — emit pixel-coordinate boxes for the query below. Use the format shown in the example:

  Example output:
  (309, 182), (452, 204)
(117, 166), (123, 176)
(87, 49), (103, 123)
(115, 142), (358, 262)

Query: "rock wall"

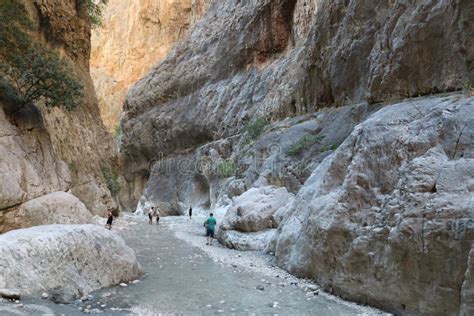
(122, 0), (473, 187)
(0, 0), (117, 227)
(91, 0), (211, 131)
(271, 95), (474, 315)
(120, 0), (474, 314)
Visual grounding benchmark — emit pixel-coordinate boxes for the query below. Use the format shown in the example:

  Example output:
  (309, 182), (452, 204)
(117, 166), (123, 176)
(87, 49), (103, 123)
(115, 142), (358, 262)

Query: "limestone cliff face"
(0, 0), (116, 229)
(90, 0), (211, 131)
(121, 0), (474, 314)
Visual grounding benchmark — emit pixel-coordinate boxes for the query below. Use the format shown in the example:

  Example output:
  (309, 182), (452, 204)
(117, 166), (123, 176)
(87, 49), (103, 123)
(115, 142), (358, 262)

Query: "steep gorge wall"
(91, 0), (211, 131)
(0, 0), (116, 231)
(121, 0), (474, 314)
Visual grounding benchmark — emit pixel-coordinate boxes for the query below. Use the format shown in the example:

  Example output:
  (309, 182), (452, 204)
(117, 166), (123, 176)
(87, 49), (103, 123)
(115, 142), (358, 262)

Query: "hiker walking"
(105, 210), (114, 230)
(188, 206), (193, 220)
(204, 213), (217, 246)
(148, 207), (154, 224)
(156, 207), (160, 225)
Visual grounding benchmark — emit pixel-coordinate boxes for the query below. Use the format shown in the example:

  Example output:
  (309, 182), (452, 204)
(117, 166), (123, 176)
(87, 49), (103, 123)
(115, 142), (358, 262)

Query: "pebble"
(15, 300), (20, 304)
(306, 284), (318, 291)
(84, 309), (90, 314)
(206, 304), (212, 308)
(91, 308), (103, 313)
(218, 310), (224, 313)
(119, 283), (128, 287)
(219, 300), (225, 304)
(41, 292), (49, 299)
(132, 280), (140, 284)
(256, 285), (265, 291)
(272, 301), (279, 308)
(101, 304), (107, 308)
(16, 304), (23, 308)
(78, 307), (83, 311)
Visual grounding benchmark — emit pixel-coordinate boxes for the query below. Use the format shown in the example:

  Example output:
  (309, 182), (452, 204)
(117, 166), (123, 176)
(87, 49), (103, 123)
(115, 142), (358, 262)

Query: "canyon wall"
(0, 0), (117, 231)
(91, 0), (211, 131)
(120, 0), (474, 314)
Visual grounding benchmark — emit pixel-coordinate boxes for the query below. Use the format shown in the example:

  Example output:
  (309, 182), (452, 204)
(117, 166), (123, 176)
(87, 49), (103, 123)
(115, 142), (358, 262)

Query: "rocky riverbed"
(0, 213), (389, 315)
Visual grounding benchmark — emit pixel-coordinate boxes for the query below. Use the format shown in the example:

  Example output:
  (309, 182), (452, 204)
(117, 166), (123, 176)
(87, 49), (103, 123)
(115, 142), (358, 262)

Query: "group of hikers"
(104, 206), (218, 246)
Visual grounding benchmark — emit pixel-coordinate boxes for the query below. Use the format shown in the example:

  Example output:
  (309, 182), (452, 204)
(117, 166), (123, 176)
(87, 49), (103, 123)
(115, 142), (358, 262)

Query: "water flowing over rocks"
(120, 0), (474, 313)
(0, 224), (142, 302)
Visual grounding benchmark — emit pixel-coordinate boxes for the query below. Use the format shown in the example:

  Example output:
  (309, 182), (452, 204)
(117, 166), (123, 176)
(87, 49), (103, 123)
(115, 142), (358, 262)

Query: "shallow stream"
(0, 215), (387, 315)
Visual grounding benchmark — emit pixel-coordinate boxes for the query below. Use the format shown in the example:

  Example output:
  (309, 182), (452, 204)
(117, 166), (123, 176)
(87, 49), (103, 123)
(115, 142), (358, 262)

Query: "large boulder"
(218, 186), (294, 250)
(0, 192), (93, 233)
(271, 95), (474, 315)
(0, 224), (142, 301)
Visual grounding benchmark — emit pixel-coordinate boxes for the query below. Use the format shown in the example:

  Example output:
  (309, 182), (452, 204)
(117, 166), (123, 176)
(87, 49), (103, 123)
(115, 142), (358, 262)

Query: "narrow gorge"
(1, 0), (473, 315)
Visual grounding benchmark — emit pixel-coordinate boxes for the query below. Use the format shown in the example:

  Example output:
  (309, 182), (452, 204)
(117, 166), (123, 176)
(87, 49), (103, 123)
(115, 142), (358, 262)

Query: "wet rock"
(41, 292), (49, 299)
(256, 285), (265, 291)
(0, 289), (20, 300)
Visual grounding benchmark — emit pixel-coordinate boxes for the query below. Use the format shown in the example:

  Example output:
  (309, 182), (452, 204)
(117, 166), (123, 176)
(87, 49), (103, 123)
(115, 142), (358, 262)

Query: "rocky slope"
(91, 0), (211, 131)
(0, 0), (117, 229)
(120, 0), (474, 314)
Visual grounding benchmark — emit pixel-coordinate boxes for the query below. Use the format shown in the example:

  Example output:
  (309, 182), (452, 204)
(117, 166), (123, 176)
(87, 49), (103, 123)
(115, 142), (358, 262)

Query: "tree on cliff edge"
(0, 0), (84, 111)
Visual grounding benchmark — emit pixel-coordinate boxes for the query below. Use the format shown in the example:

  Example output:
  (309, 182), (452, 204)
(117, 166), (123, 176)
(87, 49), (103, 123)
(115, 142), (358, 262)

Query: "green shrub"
(242, 116), (267, 141)
(216, 159), (236, 178)
(464, 82), (474, 95)
(68, 161), (78, 174)
(0, 0), (84, 110)
(320, 143), (339, 153)
(101, 167), (120, 196)
(77, 0), (108, 29)
(113, 123), (123, 142)
(287, 135), (323, 156)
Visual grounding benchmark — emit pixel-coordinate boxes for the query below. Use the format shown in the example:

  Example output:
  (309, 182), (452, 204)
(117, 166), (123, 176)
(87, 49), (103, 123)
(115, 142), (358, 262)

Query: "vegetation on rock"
(101, 166), (120, 196)
(287, 135), (323, 156)
(242, 116), (267, 142)
(0, 0), (84, 110)
(216, 159), (236, 178)
(78, 0), (108, 29)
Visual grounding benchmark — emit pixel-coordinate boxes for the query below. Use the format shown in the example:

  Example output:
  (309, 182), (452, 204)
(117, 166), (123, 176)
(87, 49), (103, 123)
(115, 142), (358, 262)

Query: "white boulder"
(218, 186), (294, 250)
(0, 224), (142, 301)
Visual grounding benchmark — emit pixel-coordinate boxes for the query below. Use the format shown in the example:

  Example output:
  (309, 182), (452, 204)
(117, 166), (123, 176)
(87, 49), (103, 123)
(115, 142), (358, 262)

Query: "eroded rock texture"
(91, 0), (211, 131)
(120, 0), (474, 314)
(271, 96), (474, 315)
(0, 0), (117, 225)
(0, 192), (93, 233)
(0, 224), (142, 301)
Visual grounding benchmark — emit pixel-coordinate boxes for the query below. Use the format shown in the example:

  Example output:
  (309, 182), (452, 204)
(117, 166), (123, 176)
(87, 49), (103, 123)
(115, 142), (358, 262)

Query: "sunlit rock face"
(91, 0), (211, 131)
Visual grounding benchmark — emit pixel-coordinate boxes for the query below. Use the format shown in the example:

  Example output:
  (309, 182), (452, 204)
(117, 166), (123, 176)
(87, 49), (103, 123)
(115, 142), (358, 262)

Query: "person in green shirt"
(204, 213), (217, 246)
